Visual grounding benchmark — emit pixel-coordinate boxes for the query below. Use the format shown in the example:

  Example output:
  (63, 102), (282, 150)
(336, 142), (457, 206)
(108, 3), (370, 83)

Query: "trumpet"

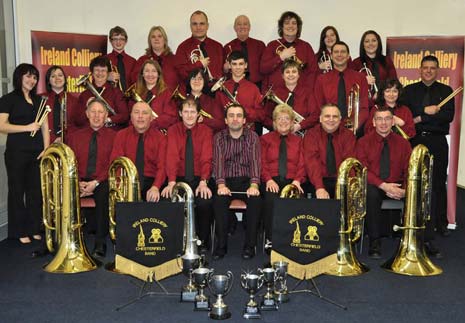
(171, 85), (213, 119)
(319, 51), (332, 73)
(211, 76), (239, 105)
(275, 40), (306, 69)
(124, 83), (158, 118)
(31, 96), (50, 137)
(190, 45), (214, 81)
(110, 62), (123, 92)
(346, 84), (360, 135)
(360, 63), (378, 98)
(76, 73), (117, 115)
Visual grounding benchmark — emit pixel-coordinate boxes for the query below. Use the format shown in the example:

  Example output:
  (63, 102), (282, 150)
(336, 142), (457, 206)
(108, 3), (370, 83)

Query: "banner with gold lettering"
(271, 198), (339, 279)
(31, 30), (107, 96)
(387, 36), (464, 226)
(115, 202), (184, 281)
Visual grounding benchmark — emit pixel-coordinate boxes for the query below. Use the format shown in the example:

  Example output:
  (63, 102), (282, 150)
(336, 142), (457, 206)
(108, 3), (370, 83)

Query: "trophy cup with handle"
(241, 271), (265, 319)
(259, 267), (279, 310)
(208, 271), (234, 320)
(273, 261), (289, 303)
(193, 267), (213, 311)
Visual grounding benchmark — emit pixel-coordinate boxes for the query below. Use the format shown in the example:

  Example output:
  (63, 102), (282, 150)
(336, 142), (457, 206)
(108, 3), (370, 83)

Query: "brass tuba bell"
(41, 143), (98, 273)
(382, 145), (442, 276)
(325, 157), (369, 276)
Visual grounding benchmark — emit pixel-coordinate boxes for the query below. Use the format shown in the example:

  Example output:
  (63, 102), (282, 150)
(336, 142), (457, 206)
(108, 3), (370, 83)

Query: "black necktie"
(53, 94), (61, 135)
(185, 129), (194, 182)
(326, 133), (337, 176)
(146, 91), (154, 103)
(370, 58), (380, 82)
(278, 135), (287, 181)
(199, 42), (208, 58)
(422, 86), (431, 107)
(232, 82), (240, 99)
(136, 134), (145, 183)
(286, 92), (295, 108)
(86, 131), (98, 178)
(117, 54), (126, 91)
(338, 72), (347, 118)
(379, 139), (390, 180)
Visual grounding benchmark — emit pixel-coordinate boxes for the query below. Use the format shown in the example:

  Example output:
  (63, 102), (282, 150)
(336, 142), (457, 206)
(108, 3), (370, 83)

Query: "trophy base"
(274, 292), (289, 303)
(243, 307), (261, 319)
(209, 311), (231, 320)
(260, 298), (278, 311)
(180, 290), (198, 303)
(194, 299), (211, 311)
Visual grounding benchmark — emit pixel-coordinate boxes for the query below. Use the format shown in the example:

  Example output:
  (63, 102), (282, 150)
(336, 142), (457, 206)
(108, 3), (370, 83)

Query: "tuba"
(326, 157), (369, 276)
(41, 143), (97, 273)
(382, 145), (442, 276)
(280, 183), (302, 199)
(345, 84), (360, 135)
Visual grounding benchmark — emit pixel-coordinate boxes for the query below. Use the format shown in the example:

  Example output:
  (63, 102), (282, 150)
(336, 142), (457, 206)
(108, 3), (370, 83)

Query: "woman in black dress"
(0, 63), (50, 244)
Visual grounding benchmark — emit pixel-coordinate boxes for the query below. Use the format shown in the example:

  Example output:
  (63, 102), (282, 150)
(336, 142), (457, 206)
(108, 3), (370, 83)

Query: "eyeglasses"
(191, 76), (204, 81)
(374, 116), (393, 122)
(111, 37), (126, 42)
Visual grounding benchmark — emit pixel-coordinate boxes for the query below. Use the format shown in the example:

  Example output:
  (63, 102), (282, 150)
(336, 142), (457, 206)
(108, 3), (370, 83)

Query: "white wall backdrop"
(12, 0), (465, 186)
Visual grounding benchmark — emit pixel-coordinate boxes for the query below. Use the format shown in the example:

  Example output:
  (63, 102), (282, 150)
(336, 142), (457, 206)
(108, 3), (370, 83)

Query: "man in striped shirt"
(212, 104), (261, 260)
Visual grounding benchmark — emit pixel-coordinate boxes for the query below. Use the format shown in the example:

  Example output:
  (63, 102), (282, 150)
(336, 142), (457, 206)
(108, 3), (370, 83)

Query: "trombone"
(210, 76), (239, 105)
(171, 85), (213, 119)
(275, 40), (306, 69)
(57, 92), (67, 142)
(124, 83), (158, 118)
(76, 73), (117, 115)
(359, 63), (378, 98)
(190, 45), (214, 81)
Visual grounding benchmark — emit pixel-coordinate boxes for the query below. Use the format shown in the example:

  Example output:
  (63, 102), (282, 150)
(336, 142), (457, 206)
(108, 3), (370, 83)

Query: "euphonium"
(41, 143), (97, 273)
(326, 157), (369, 276)
(382, 145), (442, 276)
(345, 84), (360, 135)
(171, 182), (200, 257)
(279, 183), (302, 199)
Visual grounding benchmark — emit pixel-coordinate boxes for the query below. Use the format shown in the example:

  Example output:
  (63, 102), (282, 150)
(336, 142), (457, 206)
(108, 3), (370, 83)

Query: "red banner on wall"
(31, 30), (107, 96)
(387, 36), (464, 226)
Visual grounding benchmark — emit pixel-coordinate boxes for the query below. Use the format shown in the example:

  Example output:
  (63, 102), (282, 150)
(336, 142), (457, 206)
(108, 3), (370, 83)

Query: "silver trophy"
(177, 254), (201, 302)
(241, 271), (265, 319)
(273, 261), (289, 303)
(193, 267), (213, 311)
(259, 267), (279, 310)
(208, 271), (234, 320)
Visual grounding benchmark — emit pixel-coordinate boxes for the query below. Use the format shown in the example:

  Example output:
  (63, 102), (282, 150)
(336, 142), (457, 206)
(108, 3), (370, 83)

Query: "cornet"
(110, 62), (123, 92)
(319, 51), (332, 73)
(346, 84), (360, 135)
(76, 73), (117, 115)
(190, 45), (214, 81)
(360, 63), (378, 98)
(275, 40), (306, 69)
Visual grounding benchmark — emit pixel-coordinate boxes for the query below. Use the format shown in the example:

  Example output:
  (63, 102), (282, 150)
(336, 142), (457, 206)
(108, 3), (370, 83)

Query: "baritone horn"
(275, 40), (306, 69)
(190, 45), (214, 81)
(171, 85), (213, 119)
(326, 157), (369, 276)
(76, 72), (117, 115)
(382, 145), (442, 276)
(41, 143), (97, 273)
(345, 84), (360, 135)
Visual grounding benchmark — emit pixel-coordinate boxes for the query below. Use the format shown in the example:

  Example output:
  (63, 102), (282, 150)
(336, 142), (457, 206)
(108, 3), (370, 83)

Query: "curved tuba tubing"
(108, 157), (141, 242)
(41, 143), (97, 273)
(382, 145), (442, 276)
(171, 182), (201, 261)
(326, 157), (369, 276)
(279, 183), (302, 199)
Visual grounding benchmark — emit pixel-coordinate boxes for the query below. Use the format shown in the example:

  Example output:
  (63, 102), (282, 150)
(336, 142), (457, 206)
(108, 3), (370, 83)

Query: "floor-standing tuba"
(326, 157), (369, 276)
(382, 145), (442, 276)
(41, 143), (97, 273)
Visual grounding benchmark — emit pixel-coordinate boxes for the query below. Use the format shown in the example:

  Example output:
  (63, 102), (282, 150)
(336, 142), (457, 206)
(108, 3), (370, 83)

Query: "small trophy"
(208, 271), (234, 320)
(259, 267), (279, 311)
(241, 271), (264, 319)
(193, 267), (213, 311)
(273, 261), (289, 303)
(177, 254), (201, 302)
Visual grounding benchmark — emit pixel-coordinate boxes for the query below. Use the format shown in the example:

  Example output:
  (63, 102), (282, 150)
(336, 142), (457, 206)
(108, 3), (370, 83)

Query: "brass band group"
(0, 10), (456, 265)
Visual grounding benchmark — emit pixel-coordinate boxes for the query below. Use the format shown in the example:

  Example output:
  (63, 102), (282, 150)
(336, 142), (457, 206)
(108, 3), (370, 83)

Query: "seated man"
(110, 101), (166, 202)
(212, 103), (261, 260)
(67, 98), (117, 258)
(161, 97), (214, 253)
(260, 104), (305, 253)
(356, 107), (411, 258)
(303, 104), (356, 198)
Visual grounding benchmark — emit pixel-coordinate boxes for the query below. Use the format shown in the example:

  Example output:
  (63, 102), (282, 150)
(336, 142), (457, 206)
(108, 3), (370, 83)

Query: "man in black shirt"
(402, 55), (455, 258)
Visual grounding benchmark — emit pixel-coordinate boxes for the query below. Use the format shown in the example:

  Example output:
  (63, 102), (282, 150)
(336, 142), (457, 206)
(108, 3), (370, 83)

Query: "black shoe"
(368, 240), (381, 259)
(212, 248), (226, 260)
(92, 242), (107, 258)
(438, 227), (451, 237)
(31, 248), (49, 258)
(242, 247), (255, 260)
(264, 239), (272, 256)
(425, 241), (443, 259)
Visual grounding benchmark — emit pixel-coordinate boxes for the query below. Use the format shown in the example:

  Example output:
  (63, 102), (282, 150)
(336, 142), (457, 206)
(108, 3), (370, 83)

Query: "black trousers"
(411, 134), (448, 240)
(4, 149), (42, 238)
(262, 177), (292, 240)
(83, 180), (109, 245)
(306, 177), (337, 199)
(213, 177), (261, 250)
(366, 184), (389, 241)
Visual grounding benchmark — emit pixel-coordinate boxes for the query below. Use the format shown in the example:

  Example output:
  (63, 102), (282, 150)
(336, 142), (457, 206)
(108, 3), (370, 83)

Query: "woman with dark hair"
(129, 59), (177, 130)
(260, 11), (318, 89)
(316, 26), (340, 74)
(351, 30), (397, 100)
(364, 78), (415, 138)
(131, 26), (179, 89)
(183, 68), (223, 132)
(41, 65), (78, 142)
(0, 63), (50, 243)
